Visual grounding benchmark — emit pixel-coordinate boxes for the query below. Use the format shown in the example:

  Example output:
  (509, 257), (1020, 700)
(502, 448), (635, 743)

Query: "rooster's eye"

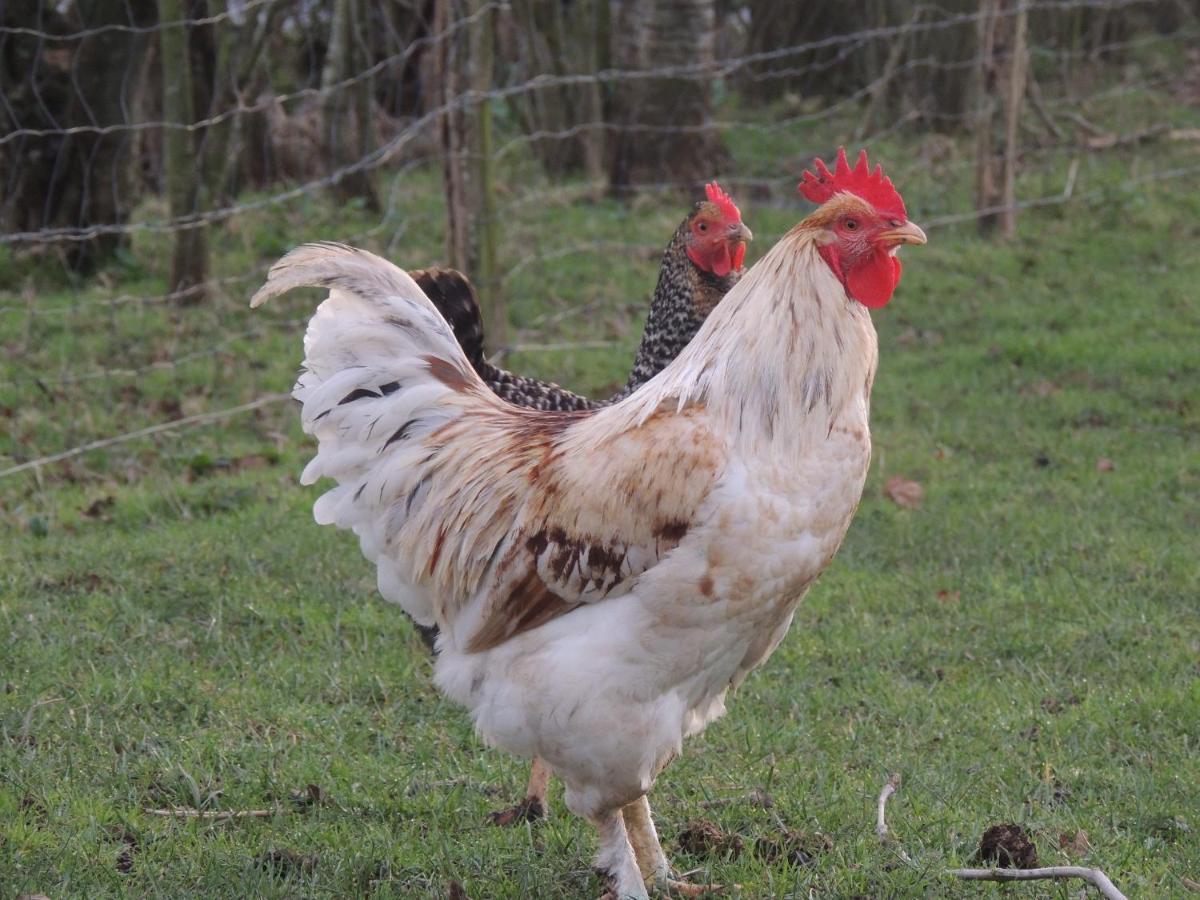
(843, 218), (858, 231)
(698, 222), (708, 232)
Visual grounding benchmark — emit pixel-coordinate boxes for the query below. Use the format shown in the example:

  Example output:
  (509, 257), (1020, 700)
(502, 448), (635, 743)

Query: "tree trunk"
(506, 0), (609, 178)
(608, 0), (728, 196)
(322, 0), (379, 211)
(160, 0), (208, 301)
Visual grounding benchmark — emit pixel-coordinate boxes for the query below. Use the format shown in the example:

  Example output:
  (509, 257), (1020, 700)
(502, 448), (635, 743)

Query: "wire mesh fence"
(1, 0), (1197, 484)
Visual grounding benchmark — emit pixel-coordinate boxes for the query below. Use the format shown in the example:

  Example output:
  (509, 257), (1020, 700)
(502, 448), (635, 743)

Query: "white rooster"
(252, 148), (925, 899)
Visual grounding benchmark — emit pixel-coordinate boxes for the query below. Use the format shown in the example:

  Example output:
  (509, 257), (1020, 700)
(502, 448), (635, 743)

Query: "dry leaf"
(936, 590), (961, 604)
(885, 476), (923, 509)
(1096, 458), (1116, 472)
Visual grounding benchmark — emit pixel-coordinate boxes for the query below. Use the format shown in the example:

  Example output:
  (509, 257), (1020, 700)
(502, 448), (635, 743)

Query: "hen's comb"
(705, 181), (742, 223)
(799, 148), (906, 220)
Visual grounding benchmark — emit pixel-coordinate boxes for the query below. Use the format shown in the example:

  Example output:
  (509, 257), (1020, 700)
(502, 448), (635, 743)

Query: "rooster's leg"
(623, 795), (723, 897)
(593, 807), (649, 900)
(489, 756), (551, 826)
(622, 795), (669, 882)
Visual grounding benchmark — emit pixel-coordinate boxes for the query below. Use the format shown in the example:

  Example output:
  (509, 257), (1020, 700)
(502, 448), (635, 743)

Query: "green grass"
(3, 101), (1200, 896)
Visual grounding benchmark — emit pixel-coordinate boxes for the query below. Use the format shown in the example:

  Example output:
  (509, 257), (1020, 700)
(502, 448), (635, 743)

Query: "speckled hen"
(412, 182), (751, 412)
(252, 148), (926, 899)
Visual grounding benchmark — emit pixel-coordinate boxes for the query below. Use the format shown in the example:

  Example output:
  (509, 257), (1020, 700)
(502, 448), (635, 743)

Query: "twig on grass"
(1063, 158), (1080, 200)
(875, 773), (901, 838)
(143, 807), (275, 821)
(871, 774), (1128, 898)
(951, 866), (1128, 900)
(874, 772), (913, 865)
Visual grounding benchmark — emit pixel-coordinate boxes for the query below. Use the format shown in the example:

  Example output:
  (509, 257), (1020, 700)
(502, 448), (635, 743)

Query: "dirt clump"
(676, 819), (744, 859)
(974, 823), (1039, 869)
(753, 827), (833, 867)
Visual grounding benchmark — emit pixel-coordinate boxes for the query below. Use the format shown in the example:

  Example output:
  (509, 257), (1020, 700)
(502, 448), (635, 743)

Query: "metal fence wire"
(1, 0), (1197, 480)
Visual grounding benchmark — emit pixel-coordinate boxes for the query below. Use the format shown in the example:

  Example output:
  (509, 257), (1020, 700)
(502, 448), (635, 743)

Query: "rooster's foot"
(660, 876), (725, 897)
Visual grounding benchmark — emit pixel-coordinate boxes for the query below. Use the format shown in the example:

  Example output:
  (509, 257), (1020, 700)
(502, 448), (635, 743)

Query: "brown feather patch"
(467, 568), (579, 652)
(423, 354), (473, 392)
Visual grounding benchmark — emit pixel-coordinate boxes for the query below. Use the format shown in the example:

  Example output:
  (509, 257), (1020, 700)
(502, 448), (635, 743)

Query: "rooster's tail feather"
(250, 242), (485, 625)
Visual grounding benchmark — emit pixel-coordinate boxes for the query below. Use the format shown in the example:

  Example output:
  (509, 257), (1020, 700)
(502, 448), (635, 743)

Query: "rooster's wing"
(252, 243), (726, 654)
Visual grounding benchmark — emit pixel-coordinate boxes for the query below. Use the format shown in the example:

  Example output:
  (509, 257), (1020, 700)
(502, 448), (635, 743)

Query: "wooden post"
(322, 0), (379, 211)
(470, 0), (506, 352)
(160, 0), (209, 301)
(1000, 3), (1028, 237)
(434, 0), (471, 270)
(973, 0), (1028, 236)
(579, 0), (608, 194)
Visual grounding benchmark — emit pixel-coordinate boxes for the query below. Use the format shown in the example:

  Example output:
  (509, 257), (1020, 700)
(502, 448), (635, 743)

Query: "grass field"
(2, 98), (1199, 897)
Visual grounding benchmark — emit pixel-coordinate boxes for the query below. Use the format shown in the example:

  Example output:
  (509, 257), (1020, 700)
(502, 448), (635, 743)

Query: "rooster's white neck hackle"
(604, 224), (879, 453)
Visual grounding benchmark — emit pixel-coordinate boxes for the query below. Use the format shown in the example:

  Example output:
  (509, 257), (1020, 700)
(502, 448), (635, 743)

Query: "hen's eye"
(844, 218), (858, 231)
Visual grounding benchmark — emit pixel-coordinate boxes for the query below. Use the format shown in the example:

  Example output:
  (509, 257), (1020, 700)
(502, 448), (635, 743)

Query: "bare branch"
(951, 866), (1127, 900)
(1025, 73), (1063, 141)
(1064, 110), (1106, 135)
(143, 807), (275, 820)
(875, 773), (902, 839)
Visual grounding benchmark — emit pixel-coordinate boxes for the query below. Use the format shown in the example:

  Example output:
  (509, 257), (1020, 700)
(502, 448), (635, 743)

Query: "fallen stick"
(871, 775), (1128, 898)
(875, 773), (901, 839)
(874, 772), (912, 865)
(951, 866), (1127, 900)
(143, 807), (275, 820)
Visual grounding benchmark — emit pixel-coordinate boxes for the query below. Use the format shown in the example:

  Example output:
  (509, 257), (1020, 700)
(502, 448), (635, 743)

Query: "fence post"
(973, 0), (1029, 236)
(322, 0), (380, 211)
(470, 0), (506, 353)
(434, 0), (472, 271)
(159, 0), (209, 301)
(1000, 3), (1029, 236)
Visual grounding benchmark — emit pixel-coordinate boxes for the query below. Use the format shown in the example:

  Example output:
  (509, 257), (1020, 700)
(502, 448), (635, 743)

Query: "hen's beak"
(878, 221), (927, 247)
(731, 222), (753, 243)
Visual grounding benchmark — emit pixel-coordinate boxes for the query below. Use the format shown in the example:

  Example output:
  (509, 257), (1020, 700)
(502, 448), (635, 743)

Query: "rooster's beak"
(731, 222), (753, 243)
(878, 221), (927, 246)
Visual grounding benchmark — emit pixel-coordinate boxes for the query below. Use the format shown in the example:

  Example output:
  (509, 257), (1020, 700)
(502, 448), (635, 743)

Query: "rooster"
(407, 184), (751, 826)
(252, 148), (925, 899)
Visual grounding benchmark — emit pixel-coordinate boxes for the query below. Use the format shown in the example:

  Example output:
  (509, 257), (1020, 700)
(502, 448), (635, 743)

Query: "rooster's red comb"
(799, 148), (906, 220)
(705, 181), (742, 223)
